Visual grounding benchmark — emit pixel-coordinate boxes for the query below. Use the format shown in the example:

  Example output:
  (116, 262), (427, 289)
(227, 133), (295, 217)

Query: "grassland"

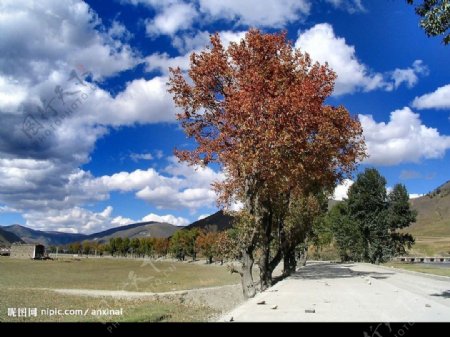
(383, 262), (450, 277)
(0, 257), (239, 292)
(0, 257), (240, 322)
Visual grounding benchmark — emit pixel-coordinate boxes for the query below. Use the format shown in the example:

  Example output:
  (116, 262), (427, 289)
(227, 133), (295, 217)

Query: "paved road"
(219, 262), (450, 322)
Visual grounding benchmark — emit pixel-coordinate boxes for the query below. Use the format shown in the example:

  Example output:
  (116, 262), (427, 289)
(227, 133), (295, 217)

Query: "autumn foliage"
(169, 29), (366, 295)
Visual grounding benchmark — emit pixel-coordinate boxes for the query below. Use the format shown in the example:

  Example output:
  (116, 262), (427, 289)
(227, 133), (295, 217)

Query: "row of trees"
(52, 230), (232, 263)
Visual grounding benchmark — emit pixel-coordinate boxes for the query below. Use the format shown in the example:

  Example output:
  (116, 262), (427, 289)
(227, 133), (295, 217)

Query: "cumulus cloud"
(198, 0), (310, 27)
(295, 23), (388, 95)
(389, 60), (429, 90)
(412, 84), (450, 110)
(409, 193), (424, 199)
(23, 206), (115, 233)
(359, 107), (450, 165)
(333, 179), (354, 200)
(145, 2), (198, 37)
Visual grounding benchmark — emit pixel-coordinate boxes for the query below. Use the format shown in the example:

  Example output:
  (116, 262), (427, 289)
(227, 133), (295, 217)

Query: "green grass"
(0, 257), (239, 322)
(384, 262), (450, 277)
(0, 257), (239, 292)
(0, 288), (214, 322)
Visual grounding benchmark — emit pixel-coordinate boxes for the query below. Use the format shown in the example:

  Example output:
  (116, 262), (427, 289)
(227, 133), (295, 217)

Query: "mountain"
(84, 221), (179, 243)
(406, 180), (450, 256)
(2, 224), (87, 246)
(0, 227), (24, 246)
(184, 210), (234, 232)
(409, 180), (450, 236)
(1, 221), (180, 246)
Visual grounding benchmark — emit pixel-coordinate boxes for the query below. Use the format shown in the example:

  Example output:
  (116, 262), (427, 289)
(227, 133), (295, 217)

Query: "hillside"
(184, 210), (234, 232)
(406, 180), (450, 256)
(0, 227), (24, 246)
(2, 225), (87, 246)
(84, 221), (180, 243)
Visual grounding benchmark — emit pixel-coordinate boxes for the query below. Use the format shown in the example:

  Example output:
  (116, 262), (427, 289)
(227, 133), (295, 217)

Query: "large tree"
(407, 0), (450, 45)
(387, 184), (416, 255)
(168, 29), (365, 295)
(345, 169), (416, 263)
(347, 168), (391, 263)
(328, 202), (364, 262)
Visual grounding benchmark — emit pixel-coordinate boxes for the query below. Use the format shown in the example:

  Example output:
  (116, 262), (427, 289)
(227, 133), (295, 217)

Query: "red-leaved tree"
(169, 29), (365, 297)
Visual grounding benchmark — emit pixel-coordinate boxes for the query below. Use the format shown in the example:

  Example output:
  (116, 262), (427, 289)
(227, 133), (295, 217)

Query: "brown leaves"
(168, 29), (366, 208)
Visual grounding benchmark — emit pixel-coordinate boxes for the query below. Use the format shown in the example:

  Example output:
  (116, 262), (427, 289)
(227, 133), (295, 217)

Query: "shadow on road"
(289, 263), (395, 280)
(431, 290), (450, 298)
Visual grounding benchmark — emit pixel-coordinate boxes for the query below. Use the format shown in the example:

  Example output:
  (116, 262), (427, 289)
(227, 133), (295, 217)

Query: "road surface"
(219, 262), (450, 322)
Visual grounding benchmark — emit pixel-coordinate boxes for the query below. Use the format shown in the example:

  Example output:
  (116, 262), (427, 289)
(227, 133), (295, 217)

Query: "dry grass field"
(0, 257), (240, 322)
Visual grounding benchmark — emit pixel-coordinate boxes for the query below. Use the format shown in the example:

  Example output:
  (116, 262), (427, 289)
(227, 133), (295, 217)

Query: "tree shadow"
(288, 262), (395, 280)
(430, 290), (450, 298)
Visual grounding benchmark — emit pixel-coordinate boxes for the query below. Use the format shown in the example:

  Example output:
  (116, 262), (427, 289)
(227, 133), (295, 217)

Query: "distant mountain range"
(0, 227), (24, 246)
(0, 210), (234, 247)
(0, 221), (180, 247)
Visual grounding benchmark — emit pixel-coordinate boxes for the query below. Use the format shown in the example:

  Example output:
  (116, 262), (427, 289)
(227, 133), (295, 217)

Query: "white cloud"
(333, 179), (354, 200)
(99, 168), (170, 192)
(0, 0), (139, 83)
(90, 76), (178, 126)
(409, 194), (424, 199)
(198, 0), (310, 27)
(111, 215), (135, 226)
(23, 206), (116, 233)
(146, 53), (190, 75)
(145, 2), (198, 37)
(197, 214), (209, 220)
(360, 107), (450, 165)
(142, 213), (189, 226)
(136, 186), (217, 210)
(22, 205), (190, 233)
(390, 60), (429, 90)
(130, 152), (153, 162)
(108, 20), (134, 41)
(324, 0), (365, 13)
(412, 84), (450, 110)
(295, 23), (388, 95)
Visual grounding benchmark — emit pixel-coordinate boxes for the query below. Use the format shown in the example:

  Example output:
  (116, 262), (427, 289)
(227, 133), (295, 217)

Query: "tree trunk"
(283, 249), (297, 276)
(240, 249), (256, 298)
(298, 246), (308, 267)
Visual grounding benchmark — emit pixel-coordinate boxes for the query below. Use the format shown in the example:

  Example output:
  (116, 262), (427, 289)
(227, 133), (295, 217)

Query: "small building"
(10, 244), (45, 259)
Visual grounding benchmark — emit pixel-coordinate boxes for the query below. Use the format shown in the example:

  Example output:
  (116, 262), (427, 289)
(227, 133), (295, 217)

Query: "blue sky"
(0, 0), (449, 233)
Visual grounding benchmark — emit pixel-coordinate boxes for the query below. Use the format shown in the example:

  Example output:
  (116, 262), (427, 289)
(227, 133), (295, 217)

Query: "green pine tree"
(387, 184), (416, 255)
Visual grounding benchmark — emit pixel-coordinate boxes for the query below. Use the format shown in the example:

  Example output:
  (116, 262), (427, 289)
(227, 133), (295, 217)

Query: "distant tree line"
(49, 229), (235, 264)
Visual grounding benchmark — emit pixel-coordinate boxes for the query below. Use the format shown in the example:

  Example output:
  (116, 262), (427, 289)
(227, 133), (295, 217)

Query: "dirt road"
(219, 262), (450, 322)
